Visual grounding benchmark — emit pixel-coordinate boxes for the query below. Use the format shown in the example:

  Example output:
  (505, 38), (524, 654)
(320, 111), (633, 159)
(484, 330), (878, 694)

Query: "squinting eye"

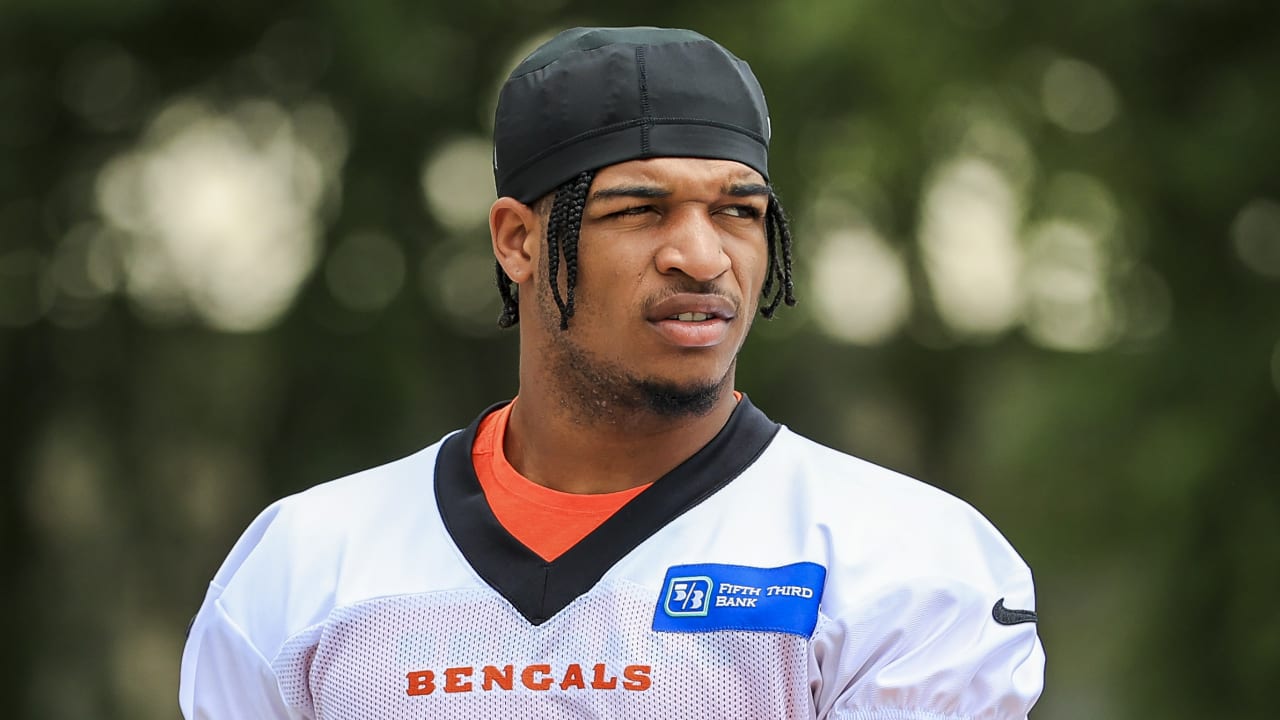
(613, 206), (652, 217)
(722, 205), (763, 219)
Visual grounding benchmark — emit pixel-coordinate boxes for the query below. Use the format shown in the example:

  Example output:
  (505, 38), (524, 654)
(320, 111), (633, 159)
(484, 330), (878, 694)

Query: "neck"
(504, 376), (738, 494)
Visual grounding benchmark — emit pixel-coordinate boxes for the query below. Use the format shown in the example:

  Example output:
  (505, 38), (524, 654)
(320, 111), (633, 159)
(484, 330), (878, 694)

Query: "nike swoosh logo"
(992, 598), (1037, 626)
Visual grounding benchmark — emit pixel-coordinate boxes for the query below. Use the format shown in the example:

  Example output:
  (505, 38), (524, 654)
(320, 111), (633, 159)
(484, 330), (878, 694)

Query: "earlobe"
(490, 197), (538, 283)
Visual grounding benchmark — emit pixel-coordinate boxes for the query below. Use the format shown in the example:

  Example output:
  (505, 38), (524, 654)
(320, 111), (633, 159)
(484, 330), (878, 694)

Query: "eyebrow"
(725, 182), (771, 198)
(589, 182), (772, 202)
(589, 185), (671, 201)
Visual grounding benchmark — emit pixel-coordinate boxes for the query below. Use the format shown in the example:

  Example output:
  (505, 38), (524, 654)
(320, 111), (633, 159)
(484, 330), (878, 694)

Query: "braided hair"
(496, 171), (796, 329)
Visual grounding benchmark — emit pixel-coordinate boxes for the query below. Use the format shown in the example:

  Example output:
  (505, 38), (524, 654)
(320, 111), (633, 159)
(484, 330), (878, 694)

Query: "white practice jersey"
(180, 399), (1044, 719)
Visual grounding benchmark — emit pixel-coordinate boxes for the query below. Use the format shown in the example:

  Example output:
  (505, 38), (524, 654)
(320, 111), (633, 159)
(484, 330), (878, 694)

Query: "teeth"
(673, 312), (711, 322)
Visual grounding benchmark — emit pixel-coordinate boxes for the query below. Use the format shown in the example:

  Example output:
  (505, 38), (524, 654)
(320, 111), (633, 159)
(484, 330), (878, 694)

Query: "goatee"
(634, 379), (721, 418)
(549, 338), (729, 425)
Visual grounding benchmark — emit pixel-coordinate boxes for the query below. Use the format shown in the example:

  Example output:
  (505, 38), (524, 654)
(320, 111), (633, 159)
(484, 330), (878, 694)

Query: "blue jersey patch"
(651, 562), (826, 637)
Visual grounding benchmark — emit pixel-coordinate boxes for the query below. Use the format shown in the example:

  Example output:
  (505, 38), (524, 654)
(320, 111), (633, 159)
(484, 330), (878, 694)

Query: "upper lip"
(646, 293), (738, 322)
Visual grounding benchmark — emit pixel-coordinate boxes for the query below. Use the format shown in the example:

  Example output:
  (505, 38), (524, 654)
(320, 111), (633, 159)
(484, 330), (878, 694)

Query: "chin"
(634, 377), (728, 419)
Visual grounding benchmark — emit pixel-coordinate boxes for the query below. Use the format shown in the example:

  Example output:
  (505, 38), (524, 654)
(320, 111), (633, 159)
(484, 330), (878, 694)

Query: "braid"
(545, 183), (570, 327)
(495, 259), (519, 328)
(560, 172), (593, 326)
(760, 190), (797, 318)
(762, 204), (779, 301)
(493, 170), (596, 329)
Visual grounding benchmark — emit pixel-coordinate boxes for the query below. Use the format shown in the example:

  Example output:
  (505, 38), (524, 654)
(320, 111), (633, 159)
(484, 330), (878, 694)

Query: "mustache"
(640, 280), (742, 314)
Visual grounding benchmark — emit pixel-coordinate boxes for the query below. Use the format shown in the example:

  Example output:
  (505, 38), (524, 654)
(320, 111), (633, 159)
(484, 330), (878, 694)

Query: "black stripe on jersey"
(434, 396), (781, 625)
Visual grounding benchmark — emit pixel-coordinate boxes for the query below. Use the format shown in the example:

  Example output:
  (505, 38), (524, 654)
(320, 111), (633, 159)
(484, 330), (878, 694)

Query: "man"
(180, 27), (1044, 718)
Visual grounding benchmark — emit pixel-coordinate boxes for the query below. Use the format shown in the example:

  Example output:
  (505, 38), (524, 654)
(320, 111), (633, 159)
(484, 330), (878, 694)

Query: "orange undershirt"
(471, 401), (652, 562)
(472, 394), (743, 562)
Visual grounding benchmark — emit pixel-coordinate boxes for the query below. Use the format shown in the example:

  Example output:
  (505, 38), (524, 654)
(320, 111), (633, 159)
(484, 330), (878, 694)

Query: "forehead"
(591, 157), (765, 190)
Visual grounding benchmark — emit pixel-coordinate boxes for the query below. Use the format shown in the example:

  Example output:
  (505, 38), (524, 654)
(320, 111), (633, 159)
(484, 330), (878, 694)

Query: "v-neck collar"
(434, 396), (781, 625)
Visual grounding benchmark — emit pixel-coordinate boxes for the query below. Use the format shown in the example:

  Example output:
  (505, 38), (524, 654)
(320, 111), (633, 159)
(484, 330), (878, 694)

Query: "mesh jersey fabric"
(180, 400), (1044, 719)
(275, 587), (811, 718)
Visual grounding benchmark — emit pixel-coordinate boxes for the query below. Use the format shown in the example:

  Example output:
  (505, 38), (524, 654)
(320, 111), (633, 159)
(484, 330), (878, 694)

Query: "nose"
(653, 208), (732, 282)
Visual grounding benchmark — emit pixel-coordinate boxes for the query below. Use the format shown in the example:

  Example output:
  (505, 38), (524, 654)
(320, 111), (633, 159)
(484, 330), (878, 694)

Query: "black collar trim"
(434, 397), (780, 625)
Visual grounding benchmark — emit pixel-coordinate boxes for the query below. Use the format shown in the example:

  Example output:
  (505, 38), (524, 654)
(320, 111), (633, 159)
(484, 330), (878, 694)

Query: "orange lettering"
(590, 663), (617, 690)
(409, 663), (647, 695)
(521, 664), (553, 691)
(443, 666), (473, 693)
(406, 670), (435, 696)
(559, 663), (585, 690)
(482, 664), (514, 691)
(622, 665), (651, 691)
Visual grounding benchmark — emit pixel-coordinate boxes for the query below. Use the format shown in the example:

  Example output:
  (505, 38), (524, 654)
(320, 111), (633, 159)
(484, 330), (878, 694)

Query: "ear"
(490, 196), (540, 284)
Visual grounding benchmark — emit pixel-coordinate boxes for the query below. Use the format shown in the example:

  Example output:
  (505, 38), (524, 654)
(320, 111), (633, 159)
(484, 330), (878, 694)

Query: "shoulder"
(225, 438), (446, 572)
(205, 435), (458, 658)
(269, 439), (445, 534)
(755, 427), (1034, 598)
(757, 431), (1044, 715)
(763, 427), (1012, 536)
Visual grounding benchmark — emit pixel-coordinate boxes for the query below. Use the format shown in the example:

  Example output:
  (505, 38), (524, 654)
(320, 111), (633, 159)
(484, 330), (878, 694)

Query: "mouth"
(646, 293), (738, 348)
(668, 312), (715, 322)
(646, 292), (738, 323)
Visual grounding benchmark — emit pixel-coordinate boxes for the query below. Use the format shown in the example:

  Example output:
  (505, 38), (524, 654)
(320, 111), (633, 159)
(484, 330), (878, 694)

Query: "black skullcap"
(493, 27), (771, 203)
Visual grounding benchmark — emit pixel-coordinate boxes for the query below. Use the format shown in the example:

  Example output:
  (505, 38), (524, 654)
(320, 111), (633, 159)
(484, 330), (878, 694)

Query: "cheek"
(733, 240), (769, 289)
(576, 242), (651, 296)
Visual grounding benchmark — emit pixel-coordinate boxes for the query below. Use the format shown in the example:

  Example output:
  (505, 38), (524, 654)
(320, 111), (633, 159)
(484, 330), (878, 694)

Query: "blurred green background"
(2, 0), (1277, 717)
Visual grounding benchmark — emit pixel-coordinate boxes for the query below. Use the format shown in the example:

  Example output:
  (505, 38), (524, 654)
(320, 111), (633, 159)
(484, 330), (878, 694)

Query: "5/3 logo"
(663, 576), (713, 617)
(652, 562), (827, 635)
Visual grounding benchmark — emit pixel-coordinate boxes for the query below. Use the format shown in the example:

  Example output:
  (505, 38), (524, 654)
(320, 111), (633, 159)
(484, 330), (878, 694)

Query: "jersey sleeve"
(809, 499), (1044, 719)
(810, 576), (1042, 719)
(179, 503), (307, 720)
(180, 583), (303, 719)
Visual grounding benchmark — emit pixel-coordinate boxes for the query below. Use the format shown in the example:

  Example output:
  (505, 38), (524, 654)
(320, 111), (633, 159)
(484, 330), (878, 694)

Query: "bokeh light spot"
(110, 615), (182, 719)
(27, 417), (109, 538)
(325, 230), (405, 312)
(920, 156), (1023, 338)
(926, 93), (1037, 189)
(253, 18), (333, 95)
(52, 223), (117, 299)
(421, 137), (494, 233)
(94, 97), (347, 332)
(1022, 219), (1115, 352)
(1118, 264), (1172, 342)
(48, 223), (119, 327)
(426, 245), (502, 335)
(1232, 197), (1280, 278)
(811, 226), (911, 345)
(1044, 172), (1120, 239)
(1042, 57), (1119, 134)
(58, 43), (143, 131)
